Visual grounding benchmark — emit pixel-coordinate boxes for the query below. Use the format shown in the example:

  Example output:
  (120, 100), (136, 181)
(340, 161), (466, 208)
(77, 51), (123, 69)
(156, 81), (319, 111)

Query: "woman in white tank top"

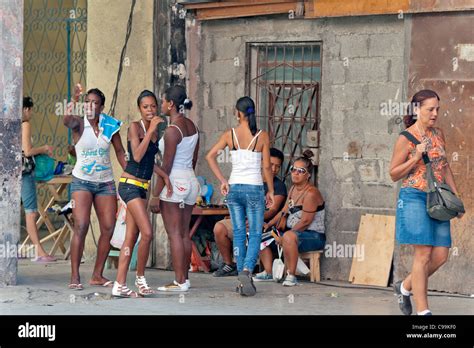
(64, 84), (127, 291)
(149, 85), (200, 292)
(206, 96), (274, 296)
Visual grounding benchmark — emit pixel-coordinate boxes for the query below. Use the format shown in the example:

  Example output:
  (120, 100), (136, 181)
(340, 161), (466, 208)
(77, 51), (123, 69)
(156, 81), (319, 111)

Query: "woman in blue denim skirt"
(390, 89), (463, 316)
(21, 97), (56, 263)
(207, 96), (274, 296)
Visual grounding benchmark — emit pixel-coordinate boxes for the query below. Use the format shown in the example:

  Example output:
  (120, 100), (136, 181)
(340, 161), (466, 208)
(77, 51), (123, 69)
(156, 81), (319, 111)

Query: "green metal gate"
(23, 0), (87, 206)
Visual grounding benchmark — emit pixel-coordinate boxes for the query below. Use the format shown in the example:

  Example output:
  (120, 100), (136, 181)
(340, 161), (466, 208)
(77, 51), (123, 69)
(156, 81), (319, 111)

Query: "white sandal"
(135, 276), (154, 296)
(112, 281), (140, 298)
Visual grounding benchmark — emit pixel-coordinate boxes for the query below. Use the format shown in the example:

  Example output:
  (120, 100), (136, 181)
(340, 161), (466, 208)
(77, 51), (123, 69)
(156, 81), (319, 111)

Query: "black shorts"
(118, 182), (147, 204)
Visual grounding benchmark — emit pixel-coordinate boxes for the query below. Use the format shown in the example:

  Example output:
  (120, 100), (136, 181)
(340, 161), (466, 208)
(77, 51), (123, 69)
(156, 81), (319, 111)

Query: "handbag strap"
(277, 244), (283, 259)
(400, 131), (436, 191)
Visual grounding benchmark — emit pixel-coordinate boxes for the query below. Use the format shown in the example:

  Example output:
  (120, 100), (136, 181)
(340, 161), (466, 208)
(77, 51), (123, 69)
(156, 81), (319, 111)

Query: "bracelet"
(149, 194), (160, 199)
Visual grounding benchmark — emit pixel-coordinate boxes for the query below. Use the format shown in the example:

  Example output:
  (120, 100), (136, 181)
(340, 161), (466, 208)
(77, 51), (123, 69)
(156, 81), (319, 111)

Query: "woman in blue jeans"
(21, 97), (56, 262)
(207, 96), (274, 296)
(261, 150), (326, 286)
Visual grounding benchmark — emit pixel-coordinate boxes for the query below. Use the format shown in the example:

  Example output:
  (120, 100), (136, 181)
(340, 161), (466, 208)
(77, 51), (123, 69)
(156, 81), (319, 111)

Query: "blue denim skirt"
(396, 187), (451, 247)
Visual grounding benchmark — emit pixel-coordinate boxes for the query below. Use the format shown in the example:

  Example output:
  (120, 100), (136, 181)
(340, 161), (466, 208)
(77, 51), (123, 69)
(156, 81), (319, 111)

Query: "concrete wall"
(0, 0), (23, 286)
(187, 15), (407, 282)
(85, 0), (155, 260)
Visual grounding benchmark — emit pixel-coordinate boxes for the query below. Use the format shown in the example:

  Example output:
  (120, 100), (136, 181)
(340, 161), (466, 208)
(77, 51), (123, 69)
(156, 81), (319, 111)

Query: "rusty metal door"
(247, 43), (322, 184)
(398, 12), (474, 294)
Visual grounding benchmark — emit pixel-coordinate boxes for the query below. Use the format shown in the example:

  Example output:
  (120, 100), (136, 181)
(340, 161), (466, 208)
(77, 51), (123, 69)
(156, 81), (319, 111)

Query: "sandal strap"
(136, 276), (151, 290)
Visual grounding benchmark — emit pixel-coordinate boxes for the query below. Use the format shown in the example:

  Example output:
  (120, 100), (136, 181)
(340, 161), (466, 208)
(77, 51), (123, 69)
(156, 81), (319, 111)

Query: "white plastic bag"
(272, 245), (285, 281)
(110, 196), (127, 249)
(296, 257), (310, 275)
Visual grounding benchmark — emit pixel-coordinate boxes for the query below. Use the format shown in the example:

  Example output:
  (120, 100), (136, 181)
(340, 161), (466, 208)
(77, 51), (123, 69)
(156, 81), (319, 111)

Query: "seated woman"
(256, 150), (326, 286)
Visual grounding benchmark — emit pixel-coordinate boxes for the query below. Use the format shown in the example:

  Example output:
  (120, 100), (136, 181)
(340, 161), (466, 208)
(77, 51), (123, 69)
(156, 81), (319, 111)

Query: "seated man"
(255, 150), (326, 286)
(213, 148), (287, 277)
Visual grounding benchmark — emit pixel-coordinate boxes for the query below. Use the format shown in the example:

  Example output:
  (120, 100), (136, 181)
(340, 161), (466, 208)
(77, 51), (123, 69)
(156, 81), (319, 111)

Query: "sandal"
(68, 283), (83, 291)
(135, 276), (154, 296)
(112, 281), (140, 298)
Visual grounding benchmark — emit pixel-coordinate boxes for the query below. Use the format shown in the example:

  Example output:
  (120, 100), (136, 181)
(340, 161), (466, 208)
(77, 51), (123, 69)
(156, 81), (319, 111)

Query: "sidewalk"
(0, 260), (472, 315)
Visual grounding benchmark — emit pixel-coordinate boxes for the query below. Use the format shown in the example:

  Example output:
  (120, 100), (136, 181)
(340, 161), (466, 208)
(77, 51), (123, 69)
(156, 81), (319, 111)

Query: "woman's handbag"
(21, 152), (35, 175)
(272, 245), (285, 282)
(400, 131), (465, 221)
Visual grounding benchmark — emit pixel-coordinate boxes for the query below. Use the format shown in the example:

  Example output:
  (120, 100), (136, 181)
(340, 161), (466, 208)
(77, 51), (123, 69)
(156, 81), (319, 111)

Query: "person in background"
(212, 147), (287, 277)
(260, 150), (326, 286)
(21, 96), (56, 263)
(390, 89), (462, 316)
(206, 96), (274, 296)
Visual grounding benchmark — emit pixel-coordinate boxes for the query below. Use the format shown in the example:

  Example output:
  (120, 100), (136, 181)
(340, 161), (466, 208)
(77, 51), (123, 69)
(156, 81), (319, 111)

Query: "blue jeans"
(227, 184), (265, 273)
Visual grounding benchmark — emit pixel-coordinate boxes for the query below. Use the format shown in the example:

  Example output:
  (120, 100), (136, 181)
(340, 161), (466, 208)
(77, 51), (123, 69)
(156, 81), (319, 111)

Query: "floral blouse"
(401, 127), (448, 192)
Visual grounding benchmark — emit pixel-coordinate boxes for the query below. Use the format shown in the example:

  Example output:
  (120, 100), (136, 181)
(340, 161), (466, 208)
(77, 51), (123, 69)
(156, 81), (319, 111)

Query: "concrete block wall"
(188, 15), (408, 281)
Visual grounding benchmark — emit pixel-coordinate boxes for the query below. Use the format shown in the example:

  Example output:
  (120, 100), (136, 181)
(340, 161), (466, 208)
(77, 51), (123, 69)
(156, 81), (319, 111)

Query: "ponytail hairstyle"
(236, 96), (257, 136)
(23, 96), (34, 109)
(137, 89), (158, 107)
(294, 149), (314, 177)
(164, 85), (193, 112)
(404, 89), (440, 129)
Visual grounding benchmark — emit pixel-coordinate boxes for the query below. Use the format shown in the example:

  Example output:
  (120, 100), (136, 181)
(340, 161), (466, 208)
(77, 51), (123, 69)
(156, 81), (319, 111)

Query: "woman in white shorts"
(150, 85), (199, 292)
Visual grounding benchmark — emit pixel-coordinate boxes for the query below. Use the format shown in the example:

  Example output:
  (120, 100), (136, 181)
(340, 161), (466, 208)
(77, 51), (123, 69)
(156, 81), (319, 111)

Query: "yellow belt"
(119, 177), (149, 190)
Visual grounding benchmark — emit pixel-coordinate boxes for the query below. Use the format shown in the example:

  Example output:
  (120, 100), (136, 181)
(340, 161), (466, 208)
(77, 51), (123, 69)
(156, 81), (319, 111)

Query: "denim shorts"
(118, 182), (147, 204)
(71, 176), (116, 196)
(283, 229), (326, 253)
(21, 172), (38, 213)
(159, 168), (200, 206)
(396, 187), (451, 247)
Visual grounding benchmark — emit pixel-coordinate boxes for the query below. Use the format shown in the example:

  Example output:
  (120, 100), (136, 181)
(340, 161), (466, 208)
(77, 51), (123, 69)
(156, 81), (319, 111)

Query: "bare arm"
(63, 83), (83, 130)
(261, 132), (274, 195)
(389, 136), (424, 182)
(192, 136), (200, 170)
(22, 122), (50, 157)
(111, 131), (127, 170)
(206, 130), (231, 186)
(264, 194), (285, 221)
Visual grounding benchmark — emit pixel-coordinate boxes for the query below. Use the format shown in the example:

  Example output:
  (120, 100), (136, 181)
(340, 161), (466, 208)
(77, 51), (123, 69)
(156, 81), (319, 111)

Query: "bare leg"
(410, 245), (432, 312)
(181, 204), (194, 280)
(90, 194), (117, 284)
(115, 203), (139, 285)
(70, 191), (93, 285)
(213, 222), (233, 265)
(282, 231), (299, 275)
(402, 246), (449, 292)
(24, 212), (48, 257)
(160, 201), (187, 284)
(259, 247), (274, 274)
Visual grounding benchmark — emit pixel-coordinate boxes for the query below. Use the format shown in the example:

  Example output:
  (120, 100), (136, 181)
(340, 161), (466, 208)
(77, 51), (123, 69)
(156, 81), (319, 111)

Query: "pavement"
(0, 260), (472, 315)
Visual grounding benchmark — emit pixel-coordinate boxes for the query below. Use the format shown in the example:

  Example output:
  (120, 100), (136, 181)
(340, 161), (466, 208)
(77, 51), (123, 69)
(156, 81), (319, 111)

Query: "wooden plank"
(309, 0), (409, 18)
(197, 2), (296, 20)
(184, 0), (297, 10)
(349, 214), (396, 287)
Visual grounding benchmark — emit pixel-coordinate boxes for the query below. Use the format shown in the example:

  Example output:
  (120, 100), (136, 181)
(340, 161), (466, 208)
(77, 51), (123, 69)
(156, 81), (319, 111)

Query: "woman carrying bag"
(390, 89), (463, 316)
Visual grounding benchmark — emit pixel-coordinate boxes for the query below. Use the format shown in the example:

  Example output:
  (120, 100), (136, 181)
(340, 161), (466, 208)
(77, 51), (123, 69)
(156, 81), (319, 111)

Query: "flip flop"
(68, 283), (83, 291)
(90, 280), (114, 288)
(31, 255), (57, 263)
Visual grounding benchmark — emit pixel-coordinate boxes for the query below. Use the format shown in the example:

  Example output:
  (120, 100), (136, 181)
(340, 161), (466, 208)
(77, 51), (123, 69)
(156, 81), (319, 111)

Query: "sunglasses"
(290, 165), (308, 175)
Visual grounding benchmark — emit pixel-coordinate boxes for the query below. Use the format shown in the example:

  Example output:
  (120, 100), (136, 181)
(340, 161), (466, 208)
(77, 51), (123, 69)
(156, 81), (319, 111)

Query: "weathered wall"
(395, 12), (474, 295)
(187, 15), (407, 282)
(85, 0), (154, 260)
(0, 0), (23, 286)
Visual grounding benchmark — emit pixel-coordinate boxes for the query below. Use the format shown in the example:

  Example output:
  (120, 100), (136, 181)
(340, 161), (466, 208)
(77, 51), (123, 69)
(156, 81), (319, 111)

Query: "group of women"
(21, 86), (463, 311)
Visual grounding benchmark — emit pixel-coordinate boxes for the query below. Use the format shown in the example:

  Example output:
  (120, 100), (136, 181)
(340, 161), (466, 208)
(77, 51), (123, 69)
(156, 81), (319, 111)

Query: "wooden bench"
(299, 250), (323, 282)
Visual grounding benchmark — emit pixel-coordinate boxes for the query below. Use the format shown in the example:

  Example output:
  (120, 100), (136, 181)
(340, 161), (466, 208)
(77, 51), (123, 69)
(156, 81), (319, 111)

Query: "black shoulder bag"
(400, 131), (465, 221)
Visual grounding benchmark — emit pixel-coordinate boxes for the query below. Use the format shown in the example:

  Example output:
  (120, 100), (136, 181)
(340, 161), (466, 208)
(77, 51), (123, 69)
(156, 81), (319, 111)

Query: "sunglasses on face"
(290, 165), (308, 175)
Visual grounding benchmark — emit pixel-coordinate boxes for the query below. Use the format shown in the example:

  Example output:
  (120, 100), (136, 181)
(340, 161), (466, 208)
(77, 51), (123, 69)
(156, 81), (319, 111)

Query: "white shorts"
(160, 168), (200, 206)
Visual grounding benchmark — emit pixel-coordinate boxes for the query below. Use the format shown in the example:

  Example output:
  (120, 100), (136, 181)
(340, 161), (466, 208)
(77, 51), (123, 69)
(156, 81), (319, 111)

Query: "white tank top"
(158, 123), (199, 170)
(72, 115), (115, 182)
(228, 128), (263, 186)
